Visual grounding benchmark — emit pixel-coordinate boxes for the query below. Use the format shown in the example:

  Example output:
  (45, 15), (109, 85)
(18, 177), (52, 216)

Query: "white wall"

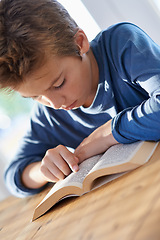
(81, 0), (160, 44)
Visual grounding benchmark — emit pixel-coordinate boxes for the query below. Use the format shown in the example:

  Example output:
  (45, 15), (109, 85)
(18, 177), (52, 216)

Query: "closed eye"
(54, 78), (66, 89)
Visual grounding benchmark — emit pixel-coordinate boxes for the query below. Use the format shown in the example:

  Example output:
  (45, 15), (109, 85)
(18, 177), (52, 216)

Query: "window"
(58, 0), (101, 41)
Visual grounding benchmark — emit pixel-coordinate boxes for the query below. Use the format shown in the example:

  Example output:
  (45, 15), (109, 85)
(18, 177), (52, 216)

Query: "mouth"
(62, 100), (77, 110)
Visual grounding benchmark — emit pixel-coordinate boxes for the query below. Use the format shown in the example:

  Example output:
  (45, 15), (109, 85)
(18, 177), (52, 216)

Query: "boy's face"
(17, 52), (99, 110)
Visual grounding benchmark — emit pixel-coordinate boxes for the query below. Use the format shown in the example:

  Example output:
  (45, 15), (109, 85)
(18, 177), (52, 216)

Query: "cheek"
(70, 80), (85, 95)
(65, 63), (91, 97)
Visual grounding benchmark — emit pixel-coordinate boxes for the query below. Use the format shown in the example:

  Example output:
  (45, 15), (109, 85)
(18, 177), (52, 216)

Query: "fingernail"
(73, 165), (79, 172)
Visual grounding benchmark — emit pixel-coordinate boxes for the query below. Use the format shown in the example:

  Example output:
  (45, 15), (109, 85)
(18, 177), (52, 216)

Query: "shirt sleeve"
(109, 23), (160, 143)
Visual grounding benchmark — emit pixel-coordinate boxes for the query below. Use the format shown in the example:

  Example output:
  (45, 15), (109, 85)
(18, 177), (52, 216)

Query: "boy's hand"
(22, 145), (79, 189)
(74, 119), (119, 163)
(40, 145), (79, 182)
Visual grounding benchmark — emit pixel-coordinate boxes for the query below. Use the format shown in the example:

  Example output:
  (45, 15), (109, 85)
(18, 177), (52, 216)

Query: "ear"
(74, 29), (90, 56)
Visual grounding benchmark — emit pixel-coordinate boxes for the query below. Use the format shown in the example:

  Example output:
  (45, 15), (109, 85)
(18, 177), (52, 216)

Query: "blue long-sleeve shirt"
(5, 22), (160, 197)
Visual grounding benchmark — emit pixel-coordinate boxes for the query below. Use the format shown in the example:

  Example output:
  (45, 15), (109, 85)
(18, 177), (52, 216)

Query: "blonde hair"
(0, 0), (80, 89)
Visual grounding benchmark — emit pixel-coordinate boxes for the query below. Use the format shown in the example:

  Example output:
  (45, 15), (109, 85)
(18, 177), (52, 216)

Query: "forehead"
(30, 56), (61, 80)
(17, 56), (62, 96)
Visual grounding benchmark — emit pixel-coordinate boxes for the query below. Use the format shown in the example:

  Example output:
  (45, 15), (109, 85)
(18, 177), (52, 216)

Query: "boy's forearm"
(21, 162), (48, 189)
(74, 119), (119, 162)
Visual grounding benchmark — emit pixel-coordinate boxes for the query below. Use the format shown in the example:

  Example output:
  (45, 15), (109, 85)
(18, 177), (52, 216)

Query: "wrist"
(104, 119), (119, 147)
(21, 162), (48, 189)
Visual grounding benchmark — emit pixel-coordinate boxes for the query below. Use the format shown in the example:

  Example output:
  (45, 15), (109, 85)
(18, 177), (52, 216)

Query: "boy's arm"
(108, 23), (160, 144)
(91, 23), (160, 146)
(74, 119), (118, 162)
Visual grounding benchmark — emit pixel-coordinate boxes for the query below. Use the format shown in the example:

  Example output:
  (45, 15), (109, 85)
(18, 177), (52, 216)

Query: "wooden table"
(1, 144), (160, 240)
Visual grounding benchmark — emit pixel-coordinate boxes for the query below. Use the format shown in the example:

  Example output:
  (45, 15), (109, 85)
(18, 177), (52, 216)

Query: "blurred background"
(1, 0), (160, 201)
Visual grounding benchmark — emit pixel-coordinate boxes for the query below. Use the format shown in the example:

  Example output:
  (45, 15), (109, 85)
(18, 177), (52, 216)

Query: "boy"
(1, 0), (160, 197)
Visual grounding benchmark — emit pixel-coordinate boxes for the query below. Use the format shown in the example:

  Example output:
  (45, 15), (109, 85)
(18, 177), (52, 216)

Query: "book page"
(60, 154), (102, 186)
(91, 172), (128, 190)
(88, 141), (143, 174)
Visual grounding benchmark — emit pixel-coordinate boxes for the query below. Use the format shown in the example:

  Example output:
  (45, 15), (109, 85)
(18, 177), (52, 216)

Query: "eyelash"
(54, 79), (65, 89)
(30, 78), (65, 100)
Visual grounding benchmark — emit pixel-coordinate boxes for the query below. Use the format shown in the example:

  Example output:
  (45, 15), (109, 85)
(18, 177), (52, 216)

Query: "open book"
(32, 141), (158, 221)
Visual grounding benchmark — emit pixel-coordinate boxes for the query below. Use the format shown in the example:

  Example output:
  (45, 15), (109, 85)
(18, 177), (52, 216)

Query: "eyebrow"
(21, 72), (62, 99)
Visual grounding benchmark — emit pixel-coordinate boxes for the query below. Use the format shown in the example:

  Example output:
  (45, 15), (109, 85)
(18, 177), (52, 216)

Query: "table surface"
(1, 144), (160, 240)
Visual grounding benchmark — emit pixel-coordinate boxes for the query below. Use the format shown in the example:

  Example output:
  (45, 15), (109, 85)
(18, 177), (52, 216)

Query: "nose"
(42, 93), (65, 109)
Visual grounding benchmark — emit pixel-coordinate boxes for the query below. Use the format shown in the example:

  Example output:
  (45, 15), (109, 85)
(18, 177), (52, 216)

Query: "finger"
(41, 157), (65, 180)
(57, 145), (79, 172)
(51, 152), (71, 176)
(40, 164), (60, 182)
(74, 156), (79, 163)
(47, 161), (66, 180)
(74, 146), (88, 163)
(74, 139), (89, 162)
(44, 148), (71, 177)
